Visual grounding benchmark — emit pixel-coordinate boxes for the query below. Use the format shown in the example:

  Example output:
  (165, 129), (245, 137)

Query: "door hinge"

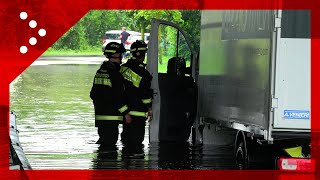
(274, 17), (281, 29)
(271, 98), (278, 109)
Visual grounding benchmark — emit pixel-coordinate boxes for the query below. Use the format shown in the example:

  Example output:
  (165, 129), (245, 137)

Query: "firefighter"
(120, 40), (153, 156)
(90, 42), (132, 150)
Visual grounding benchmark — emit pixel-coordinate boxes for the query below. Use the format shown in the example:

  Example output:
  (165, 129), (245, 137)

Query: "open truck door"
(272, 10), (311, 131)
(147, 19), (198, 143)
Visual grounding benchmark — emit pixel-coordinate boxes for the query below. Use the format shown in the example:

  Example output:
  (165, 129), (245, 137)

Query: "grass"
(158, 62), (168, 73)
(42, 49), (188, 74)
(156, 56), (191, 73)
(43, 47), (102, 56)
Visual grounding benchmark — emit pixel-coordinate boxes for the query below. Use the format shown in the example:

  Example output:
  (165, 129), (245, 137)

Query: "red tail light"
(125, 41), (131, 45)
(102, 39), (106, 44)
(277, 158), (315, 172)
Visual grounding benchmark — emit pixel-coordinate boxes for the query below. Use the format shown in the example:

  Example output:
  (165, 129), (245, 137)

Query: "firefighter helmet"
(130, 40), (148, 57)
(167, 57), (186, 76)
(104, 42), (126, 57)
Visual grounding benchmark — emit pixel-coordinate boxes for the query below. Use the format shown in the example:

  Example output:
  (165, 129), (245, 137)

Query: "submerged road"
(10, 56), (272, 170)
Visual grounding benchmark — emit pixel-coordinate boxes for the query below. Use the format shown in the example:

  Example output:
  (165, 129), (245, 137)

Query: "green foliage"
(48, 10), (200, 55)
(180, 10), (201, 53)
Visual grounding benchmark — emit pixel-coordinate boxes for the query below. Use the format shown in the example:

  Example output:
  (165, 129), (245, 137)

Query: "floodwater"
(10, 56), (237, 170)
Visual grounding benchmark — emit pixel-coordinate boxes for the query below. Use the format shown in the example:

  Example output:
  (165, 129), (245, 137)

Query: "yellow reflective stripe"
(120, 67), (142, 88)
(129, 111), (147, 117)
(284, 146), (303, 158)
(137, 47), (147, 51)
(142, 98), (152, 104)
(94, 78), (112, 87)
(131, 47), (147, 52)
(118, 105), (128, 113)
(105, 50), (116, 53)
(95, 115), (123, 121)
(120, 66), (127, 73)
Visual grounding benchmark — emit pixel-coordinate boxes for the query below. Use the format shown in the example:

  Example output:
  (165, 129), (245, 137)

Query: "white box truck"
(147, 10), (312, 170)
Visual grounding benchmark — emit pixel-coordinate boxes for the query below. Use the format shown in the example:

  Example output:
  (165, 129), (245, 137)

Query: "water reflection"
(158, 142), (194, 169)
(92, 142), (150, 170)
(91, 142), (237, 170)
(10, 57), (237, 170)
(92, 145), (120, 170)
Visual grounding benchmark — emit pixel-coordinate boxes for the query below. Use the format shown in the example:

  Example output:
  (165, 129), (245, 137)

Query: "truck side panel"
(198, 10), (273, 130)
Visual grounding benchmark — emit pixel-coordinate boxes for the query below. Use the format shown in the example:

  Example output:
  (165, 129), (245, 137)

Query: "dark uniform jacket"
(90, 61), (129, 127)
(120, 58), (153, 118)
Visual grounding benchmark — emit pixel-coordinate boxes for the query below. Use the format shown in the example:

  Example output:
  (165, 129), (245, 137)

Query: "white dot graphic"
(20, 46), (28, 54)
(38, 29), (46, 37)
(29, 20), (37, 28)
(29, 37), (37, 45)
(20, 12), (28, 20)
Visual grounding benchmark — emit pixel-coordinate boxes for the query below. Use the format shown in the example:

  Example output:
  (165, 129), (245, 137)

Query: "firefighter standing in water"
(90, 42), (132, 150)
(120, 40), (153, 157)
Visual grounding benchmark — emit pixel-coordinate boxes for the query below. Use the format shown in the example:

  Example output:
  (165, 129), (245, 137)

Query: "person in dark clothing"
(90, 42), (132, 150)
(119, 27), (130, 60)
(119, 27), (130, 46)
(120, 40), (153, 157)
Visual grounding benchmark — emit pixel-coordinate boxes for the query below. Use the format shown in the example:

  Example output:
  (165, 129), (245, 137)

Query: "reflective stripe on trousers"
(129, 111), (147, 117)
(95, 115), (123, 121)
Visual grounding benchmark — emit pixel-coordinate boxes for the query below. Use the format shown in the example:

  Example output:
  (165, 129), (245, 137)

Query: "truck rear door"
(273, 10), (311, 130)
